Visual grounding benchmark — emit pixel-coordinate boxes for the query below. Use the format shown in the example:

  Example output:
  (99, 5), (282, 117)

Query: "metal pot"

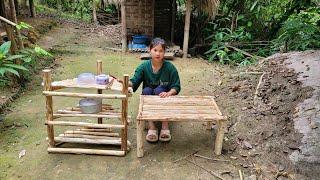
(79, 98), (102, 114)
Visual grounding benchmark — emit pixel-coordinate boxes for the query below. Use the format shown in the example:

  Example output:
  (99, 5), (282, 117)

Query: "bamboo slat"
(142, 105), (215, 110)
(141, 109), (217, 114)
(63, 130), (119, 137)
(43, 91), (126, 99)
(48, 148), (125, 156)
(57, 109), (119, 115)
(138, 114), (226, 121)
(46, 121), (124, 129)
(77, 128), (112, 132)
(53, 137), (122, 145)
(211, 97), (223, 116)
(53, 113), (122, 119)
(59, 134), (117, 139)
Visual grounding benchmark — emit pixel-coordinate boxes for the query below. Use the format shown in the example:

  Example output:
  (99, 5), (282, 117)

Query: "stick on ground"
(185, 158), (225, 180)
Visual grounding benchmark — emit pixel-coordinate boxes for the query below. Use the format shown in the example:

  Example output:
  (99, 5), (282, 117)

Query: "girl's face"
(150, 44), (165, 63)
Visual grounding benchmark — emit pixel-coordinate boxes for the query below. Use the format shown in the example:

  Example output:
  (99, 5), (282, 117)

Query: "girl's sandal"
(159, 129), (171, 142)
(146, 129), (158, 143)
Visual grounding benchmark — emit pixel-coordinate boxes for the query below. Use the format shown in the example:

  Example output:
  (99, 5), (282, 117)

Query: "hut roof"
(192, 0), (220, 18)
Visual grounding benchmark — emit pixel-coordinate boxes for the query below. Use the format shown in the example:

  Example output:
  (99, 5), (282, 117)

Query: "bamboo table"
(136, 95), (227, 157)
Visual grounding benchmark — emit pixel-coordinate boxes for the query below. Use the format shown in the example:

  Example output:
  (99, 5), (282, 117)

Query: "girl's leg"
(154, 86), (170, 138)
(142, 87), (154, 95)
(154, 85), (168, 95)
(142, 87), (157, 131)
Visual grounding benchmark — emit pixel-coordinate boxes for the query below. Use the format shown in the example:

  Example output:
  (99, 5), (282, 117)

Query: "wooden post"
(206, 122), (212, 130)
(96, 60), (103, 124)
(171, 0), (176, 42)
(182, 0), (191, 59)
(9, 0), (24, 49)
(120, 0), (127, 52)
(137, 120), (144, 157)
(214, 120), (227, 155)
(0, 1), (18, 53)
(121, 74), (129, 152)
(29, 0), (36, 17)
(43, 69), (55, 148)
(92, 0), (98, 24)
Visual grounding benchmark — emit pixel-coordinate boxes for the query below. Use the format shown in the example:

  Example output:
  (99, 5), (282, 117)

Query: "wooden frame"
(42, 61), (130, 156)
(136, 95), (227, 157)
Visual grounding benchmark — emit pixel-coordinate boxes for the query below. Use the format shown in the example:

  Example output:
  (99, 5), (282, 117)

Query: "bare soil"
(0, 19), (316, 179)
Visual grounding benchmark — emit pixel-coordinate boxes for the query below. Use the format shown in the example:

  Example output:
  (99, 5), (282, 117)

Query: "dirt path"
(0, 22), (315, 179)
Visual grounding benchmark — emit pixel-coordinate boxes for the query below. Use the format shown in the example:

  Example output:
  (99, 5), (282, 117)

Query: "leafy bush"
(205, 26), (256, 65)
(0, 41), (53, 86)
(272, 7), (320, 51)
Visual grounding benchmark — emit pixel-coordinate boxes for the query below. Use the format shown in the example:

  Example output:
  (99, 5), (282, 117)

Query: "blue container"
(132, 35), (148, 44)
(132, 43), (147, 49)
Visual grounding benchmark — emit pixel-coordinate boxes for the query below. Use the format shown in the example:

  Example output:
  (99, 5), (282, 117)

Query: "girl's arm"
(159, 88), (177, 98)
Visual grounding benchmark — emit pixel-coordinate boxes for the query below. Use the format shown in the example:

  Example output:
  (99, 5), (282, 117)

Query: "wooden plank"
(46, 121), (124, 129)
(142, 101), (213, 106)
(48, 148), (125, 156)
(43, 91), (126, 99)
(143, 95), (214, 99)
(136, 120), (144, 158)
(97, 60), (103, 124)
(77, 128), (112, 132)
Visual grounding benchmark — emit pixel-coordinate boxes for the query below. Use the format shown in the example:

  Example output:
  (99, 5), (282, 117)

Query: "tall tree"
(0, 0), (18, 53)
(29, 0), (36, 17)
(9, 0), (24, 49)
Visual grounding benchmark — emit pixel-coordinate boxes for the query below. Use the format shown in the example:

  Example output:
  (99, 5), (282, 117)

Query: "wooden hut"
(120, 0), (219, 58)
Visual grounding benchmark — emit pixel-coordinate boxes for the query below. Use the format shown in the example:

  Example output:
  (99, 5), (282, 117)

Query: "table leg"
(137, 120), (144, 157)
(214, 120), (227, 155)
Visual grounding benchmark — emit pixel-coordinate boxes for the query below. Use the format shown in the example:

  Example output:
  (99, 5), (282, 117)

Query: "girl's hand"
(159, 92), (172, 98)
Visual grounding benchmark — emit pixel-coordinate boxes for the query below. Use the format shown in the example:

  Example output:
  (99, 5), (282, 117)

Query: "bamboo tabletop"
(136, 95), (226, 121)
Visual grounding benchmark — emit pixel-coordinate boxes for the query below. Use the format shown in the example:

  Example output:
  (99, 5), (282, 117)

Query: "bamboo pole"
(0, 1), (18, 53)
(120, 0), (127, 52)
(9, 0), (24, 49)
(53, 113), (122, 119)
(97, 60), (103, 124)
(182, 0), (192, 58)
(48, 148), (125, 156)
(0, 16), (17, 26)
(137, 114), (226, 121)
(136, 120), (144, 157)
(63, 130), (119, 137)
(121, 74), (129, 152)
(43, 91), (126, 99)
(53, 137), (122, 145)
(77, 128), (112, 132)
(214, 120), (227, 155)
(46, 121), (125, 129)
(43, 70), (55, 147)
(59, 134), (118, 139)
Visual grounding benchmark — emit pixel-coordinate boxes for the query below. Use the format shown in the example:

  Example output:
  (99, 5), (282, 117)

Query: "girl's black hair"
(150, 38), (166, 50)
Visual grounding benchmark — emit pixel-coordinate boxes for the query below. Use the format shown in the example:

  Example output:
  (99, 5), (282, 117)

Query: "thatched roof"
(192, 0), (220, 18)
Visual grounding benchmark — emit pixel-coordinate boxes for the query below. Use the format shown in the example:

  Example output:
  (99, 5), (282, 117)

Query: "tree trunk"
(29, 0), (36, 17)
(182, 0), (191, 58)
(92, 0), (98, 24)
(23, 0), (28, 8)
(100, 0), (105, 10)
(14, 0), (19, 15)
(170, 0), (176, 43)
(121, 0), (127, 52)
(0, 0), (18, 53)
(9, 0), (24, 49)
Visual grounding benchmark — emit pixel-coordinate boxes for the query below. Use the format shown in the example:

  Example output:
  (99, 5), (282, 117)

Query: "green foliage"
(0, 42), (53, 86)
(205, 25), (256, 65)
(272, 7), (320, 51)
(0, 42), (28, 78)
(16, 22), (33, 30)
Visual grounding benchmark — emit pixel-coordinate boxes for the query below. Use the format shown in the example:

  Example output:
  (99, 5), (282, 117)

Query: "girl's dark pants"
(142, 86), (168, 95)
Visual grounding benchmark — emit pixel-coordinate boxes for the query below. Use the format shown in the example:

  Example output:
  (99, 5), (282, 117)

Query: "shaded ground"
(0, 20), (317, 179)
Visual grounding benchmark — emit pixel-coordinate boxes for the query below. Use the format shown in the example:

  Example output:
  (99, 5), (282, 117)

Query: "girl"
(130, 38), (181, 142)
